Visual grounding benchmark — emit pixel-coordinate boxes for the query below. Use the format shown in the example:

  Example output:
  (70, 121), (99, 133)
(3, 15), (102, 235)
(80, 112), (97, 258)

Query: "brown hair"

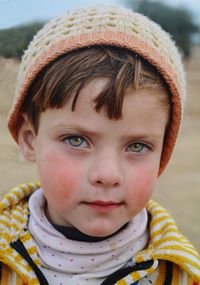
(22, 46), (169, 132)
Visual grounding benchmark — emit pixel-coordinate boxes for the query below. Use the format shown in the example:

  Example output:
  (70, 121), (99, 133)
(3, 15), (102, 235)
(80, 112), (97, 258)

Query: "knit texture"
(7, 5), (186, 173)
(0, 182), (200, 285)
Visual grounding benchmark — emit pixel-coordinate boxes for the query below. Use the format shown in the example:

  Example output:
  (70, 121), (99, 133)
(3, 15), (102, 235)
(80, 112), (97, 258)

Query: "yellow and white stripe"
(0, 183), (200, 285)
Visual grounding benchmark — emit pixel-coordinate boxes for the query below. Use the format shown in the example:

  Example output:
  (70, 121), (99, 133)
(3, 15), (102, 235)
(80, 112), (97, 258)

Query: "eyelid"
(126, 141), (151, 153)
(62, 134), (90, 148)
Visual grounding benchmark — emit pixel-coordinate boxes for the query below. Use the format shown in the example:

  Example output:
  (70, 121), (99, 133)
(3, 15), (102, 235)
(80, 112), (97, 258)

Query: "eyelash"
(63, 135), (150, 154)
(63, 135), (89, 148)
(126, 142), (150, 154)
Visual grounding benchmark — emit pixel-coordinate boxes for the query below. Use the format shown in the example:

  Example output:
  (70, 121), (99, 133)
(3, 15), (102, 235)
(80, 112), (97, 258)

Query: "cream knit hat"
(8, 5), (186, 174)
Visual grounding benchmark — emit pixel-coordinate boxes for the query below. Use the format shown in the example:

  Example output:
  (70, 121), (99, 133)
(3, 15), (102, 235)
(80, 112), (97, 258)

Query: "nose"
(88, 152), (123, 188)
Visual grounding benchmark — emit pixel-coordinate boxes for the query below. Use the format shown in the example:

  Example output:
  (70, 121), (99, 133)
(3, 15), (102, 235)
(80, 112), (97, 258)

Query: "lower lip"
(85, 203), (121, 213)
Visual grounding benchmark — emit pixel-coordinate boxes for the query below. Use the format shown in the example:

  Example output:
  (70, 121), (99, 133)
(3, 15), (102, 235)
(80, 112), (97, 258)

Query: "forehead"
(39, 79), (169, 137)
(71, 78), (169, 115)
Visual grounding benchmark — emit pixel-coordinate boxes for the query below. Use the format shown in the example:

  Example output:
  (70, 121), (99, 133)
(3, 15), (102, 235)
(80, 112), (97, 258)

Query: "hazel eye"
(127, 142), (148, 153)
(64, 135), (88, 148)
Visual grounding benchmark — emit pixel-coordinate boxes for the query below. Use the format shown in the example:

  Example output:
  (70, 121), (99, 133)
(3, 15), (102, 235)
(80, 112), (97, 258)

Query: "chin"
(82, 225), (119, 237)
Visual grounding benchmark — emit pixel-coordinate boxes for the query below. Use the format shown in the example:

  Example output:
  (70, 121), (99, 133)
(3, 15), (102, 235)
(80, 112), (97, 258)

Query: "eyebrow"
(53, 124), (101, 137)
(53, 123), (163, 141)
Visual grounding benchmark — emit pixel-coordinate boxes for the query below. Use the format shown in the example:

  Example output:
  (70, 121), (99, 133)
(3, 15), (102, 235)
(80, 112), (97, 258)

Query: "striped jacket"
(0, 182), (200, 285)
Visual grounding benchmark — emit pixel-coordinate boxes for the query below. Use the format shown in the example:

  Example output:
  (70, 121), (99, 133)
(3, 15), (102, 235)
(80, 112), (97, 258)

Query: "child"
(0, 5), (200, 285)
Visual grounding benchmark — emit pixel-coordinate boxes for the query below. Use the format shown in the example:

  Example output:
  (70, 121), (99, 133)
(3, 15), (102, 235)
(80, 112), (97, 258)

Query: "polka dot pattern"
(28, 188), (149, 284)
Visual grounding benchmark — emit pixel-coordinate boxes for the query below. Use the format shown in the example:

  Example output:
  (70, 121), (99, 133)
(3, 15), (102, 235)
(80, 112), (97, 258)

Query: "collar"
(27, 188), (148, 279)
(0, 182), (200, 284)
(52, 222), (128, 242)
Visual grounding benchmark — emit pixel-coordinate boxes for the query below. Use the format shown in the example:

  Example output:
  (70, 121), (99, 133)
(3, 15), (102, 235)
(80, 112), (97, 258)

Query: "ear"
(17, 114), (37, 162)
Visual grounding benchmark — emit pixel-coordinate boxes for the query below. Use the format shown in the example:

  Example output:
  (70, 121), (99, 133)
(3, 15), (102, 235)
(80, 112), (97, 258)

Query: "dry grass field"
(0, 46), (199, 252)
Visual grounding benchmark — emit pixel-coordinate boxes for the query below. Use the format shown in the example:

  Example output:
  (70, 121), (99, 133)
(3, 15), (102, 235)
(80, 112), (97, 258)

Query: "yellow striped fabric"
(0, 183), (40, 285)
(1, 265), (25, 285)
(145, 201), (200, 282)
(0, 182), (200, 285)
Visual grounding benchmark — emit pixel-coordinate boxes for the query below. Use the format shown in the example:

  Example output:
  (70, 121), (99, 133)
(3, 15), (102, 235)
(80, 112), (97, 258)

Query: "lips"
(84, 201), (122, 212)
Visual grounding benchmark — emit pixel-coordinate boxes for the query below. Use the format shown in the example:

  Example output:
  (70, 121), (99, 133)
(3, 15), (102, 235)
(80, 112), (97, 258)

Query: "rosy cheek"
(37, 153), (79, 202)
(128, 166), (158, 211)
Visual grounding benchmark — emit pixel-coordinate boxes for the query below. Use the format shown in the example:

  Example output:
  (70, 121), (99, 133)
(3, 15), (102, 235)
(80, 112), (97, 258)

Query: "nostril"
(89, 161), (123, 187)
(94, 178), (120, 187)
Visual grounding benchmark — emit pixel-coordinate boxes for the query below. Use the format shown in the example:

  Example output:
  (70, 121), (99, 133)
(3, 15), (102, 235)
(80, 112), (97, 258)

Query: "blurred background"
(0, 0), (199, 251)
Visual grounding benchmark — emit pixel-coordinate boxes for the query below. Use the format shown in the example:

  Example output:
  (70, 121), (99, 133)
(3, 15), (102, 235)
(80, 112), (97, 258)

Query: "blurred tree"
(125, 0), (199, 57)
(0, 22), (45, 59)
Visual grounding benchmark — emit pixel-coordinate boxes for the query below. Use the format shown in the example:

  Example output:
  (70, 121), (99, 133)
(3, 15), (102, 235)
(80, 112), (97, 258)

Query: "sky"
(0, 0), (200, 29)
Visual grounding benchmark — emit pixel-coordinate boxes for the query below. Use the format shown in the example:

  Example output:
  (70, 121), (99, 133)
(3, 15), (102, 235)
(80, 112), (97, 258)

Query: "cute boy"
(0, 5), (200, 285)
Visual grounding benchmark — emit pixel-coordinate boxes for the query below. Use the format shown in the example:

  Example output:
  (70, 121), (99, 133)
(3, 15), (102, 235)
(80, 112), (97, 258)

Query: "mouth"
(84, 201), (123, 212)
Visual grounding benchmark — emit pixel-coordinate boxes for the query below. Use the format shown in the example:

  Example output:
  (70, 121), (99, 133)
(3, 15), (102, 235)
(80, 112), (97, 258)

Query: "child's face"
(20, 79), (169, 237)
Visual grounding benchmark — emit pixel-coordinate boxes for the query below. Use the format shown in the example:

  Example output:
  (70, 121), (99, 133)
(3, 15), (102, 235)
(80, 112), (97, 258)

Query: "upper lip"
(85, 201), (122, 206)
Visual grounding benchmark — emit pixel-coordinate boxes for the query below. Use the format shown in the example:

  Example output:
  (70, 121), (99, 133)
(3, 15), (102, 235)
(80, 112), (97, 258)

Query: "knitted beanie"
(8, 5), (186, 174)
